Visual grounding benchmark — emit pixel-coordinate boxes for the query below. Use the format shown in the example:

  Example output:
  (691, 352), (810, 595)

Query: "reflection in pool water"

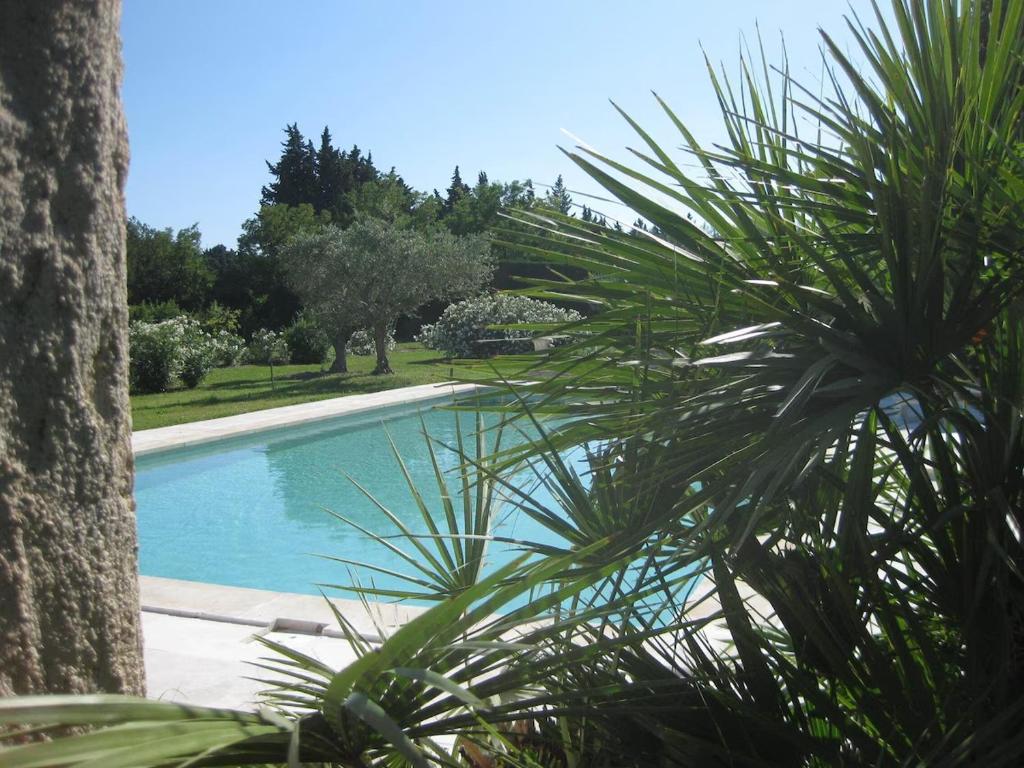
(135, 397), (573, 600)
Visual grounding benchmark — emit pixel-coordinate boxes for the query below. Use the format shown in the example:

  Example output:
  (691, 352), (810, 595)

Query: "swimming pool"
(134, 396), (562, 599)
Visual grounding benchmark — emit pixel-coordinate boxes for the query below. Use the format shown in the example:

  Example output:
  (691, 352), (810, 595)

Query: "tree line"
(127, 123), (611, 346)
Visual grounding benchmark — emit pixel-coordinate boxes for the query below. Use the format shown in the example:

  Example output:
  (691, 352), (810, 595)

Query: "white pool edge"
(132, 381), (485, 456)
(138, 575), (428, 644)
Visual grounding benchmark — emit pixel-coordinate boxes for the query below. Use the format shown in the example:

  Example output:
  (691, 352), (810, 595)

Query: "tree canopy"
(128, 121), (586, 340)
(281, 218), (493, 373)
(261, 123), (381, 225)
(126, 218), (213, 311)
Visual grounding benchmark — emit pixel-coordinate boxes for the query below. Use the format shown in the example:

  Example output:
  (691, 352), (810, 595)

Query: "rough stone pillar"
(0, 0), (144, 695)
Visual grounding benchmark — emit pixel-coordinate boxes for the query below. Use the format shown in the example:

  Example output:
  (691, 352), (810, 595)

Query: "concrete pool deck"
(140, 575), (428, 708)
(139, 574), (763, 709)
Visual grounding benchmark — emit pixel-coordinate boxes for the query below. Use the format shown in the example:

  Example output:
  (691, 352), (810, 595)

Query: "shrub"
(284, 314), (330, 364)
(129, 321), (180, 393)
(207, 329), (245, 367)
(347, 328), (395, 356)
(246, 329), (290, 366)
(179, 348), (213, 388)
(128, 299), (182, 324)
(129, 316), (222, 393)
(199, 301), (241, 336)
(417, 294), (581, 358)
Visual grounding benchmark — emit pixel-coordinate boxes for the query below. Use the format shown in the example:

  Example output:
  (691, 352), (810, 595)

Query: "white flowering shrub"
(129, 322), (179, 393)
(208, 329), (245, 367)
(245, 329), (291, 366)
(129, 316), (227, 393)
(347, 328), (396, 356)
(417, 294), (581, 359)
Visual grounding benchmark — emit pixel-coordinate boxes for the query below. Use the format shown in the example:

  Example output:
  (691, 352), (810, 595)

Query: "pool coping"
(139, 575), (427, 644)
(132, 381), (484, 456)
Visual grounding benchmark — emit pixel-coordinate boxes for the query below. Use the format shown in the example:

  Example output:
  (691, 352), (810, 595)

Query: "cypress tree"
(546, 174), (573, 215)
(315, 126), (348, 217)
(444, 165), (471, 214)
(261, 123), (318, 208)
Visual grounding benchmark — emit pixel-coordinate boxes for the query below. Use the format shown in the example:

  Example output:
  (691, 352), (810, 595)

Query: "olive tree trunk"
(0, 0), (144, 696)
(372, 323), (394, 375)
(329, 329), (353, 374)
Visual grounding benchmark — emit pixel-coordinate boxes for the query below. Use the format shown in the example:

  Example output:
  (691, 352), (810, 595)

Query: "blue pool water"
(134, 397), (564, 599)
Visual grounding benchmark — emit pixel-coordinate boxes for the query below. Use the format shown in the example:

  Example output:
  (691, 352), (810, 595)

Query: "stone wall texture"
(0, 0), (144, 695)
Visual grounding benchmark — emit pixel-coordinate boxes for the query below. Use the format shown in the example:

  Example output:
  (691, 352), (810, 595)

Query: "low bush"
(128, 299), (182, 324)
(417, 294), (581, 358)
(129, 316), (225, 393)
(284, 314), (330, 364)
(179, 348), (214, 388)
(347, 328), (395, 356)
(199, 301), (241, 336)
(129, 321), (180, 393)
(208, 329), (245, 367)
(245, 328), (291, 366)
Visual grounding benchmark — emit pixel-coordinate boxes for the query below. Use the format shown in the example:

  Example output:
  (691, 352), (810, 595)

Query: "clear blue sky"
(122, 0), (879, 248)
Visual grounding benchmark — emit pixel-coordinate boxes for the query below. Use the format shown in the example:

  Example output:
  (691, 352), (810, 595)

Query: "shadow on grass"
(141, 375), (411, 411)
(199, 370), (330, 391)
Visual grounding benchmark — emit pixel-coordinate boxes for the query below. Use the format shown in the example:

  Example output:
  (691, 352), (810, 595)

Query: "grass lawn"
(131, 343), (478, 430)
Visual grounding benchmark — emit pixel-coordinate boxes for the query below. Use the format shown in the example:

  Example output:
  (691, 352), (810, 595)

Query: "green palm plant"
(320, 410), (511, 603)
(3, 0), (1024, 765)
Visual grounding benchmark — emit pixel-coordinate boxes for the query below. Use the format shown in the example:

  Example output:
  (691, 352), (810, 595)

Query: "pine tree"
(261, 124), (318, 208)
(546, 174), (573, 215)
(315, 126), (349, 217)
(444, 165), (471, 214)
(581, 204), (593, 222)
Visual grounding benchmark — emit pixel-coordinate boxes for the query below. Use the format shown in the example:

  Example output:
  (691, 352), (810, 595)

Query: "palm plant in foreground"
(2, 0), (1024, 765)
(320, 411), (510, 603)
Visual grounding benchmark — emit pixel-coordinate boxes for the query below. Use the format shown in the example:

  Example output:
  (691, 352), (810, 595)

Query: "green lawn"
(131, 343), (474, 430)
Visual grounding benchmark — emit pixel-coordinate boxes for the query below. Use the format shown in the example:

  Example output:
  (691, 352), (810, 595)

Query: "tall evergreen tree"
(348, 146), (378, 187)
(444, 165), (470, 214)
(546, 174), (573, 215)
(261, 124), (318, 208)
(314, 126), (348, 218)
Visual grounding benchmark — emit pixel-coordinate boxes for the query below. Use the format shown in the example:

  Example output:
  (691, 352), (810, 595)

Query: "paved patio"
(140, 575), (427, 708)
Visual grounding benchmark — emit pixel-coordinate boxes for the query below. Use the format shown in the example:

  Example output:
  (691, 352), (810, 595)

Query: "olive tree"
(280, 228), (362, 372)
(283, 218), (493, 374)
